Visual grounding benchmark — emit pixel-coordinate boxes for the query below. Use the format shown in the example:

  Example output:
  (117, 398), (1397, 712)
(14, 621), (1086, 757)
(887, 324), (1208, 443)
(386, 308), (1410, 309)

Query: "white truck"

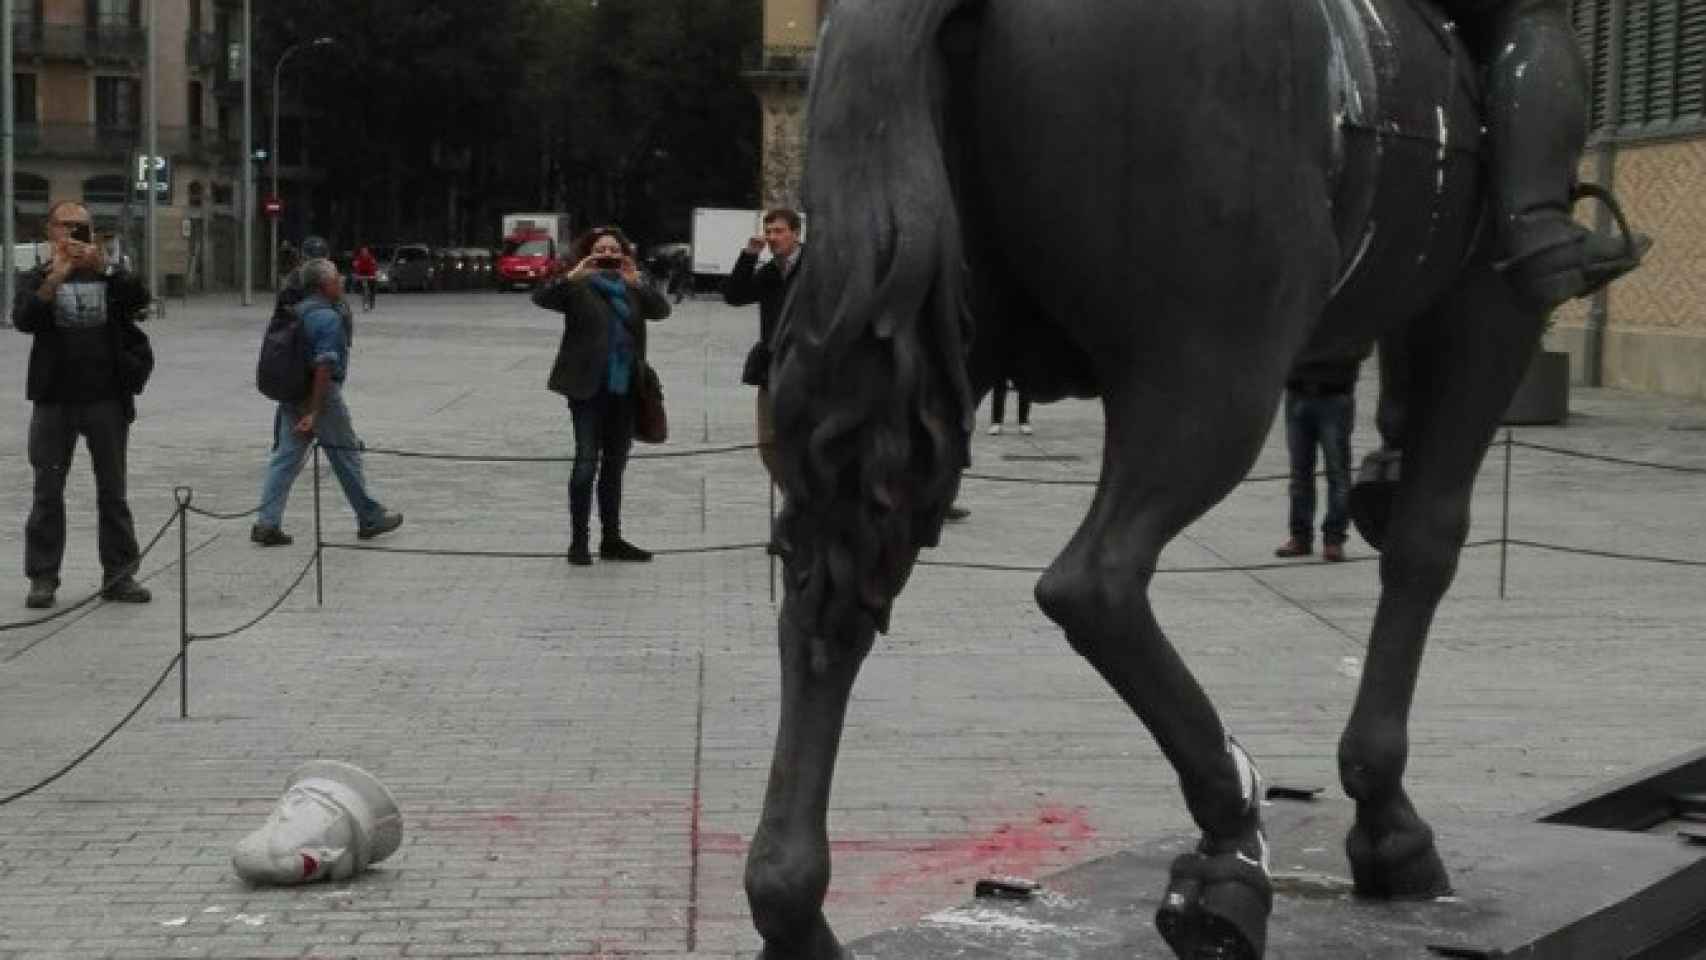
(496, 213), (572, 289)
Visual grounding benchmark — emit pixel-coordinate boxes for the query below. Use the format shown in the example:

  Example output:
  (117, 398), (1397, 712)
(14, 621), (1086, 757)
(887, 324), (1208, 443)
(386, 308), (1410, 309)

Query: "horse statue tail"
(770, 0), (980, 643)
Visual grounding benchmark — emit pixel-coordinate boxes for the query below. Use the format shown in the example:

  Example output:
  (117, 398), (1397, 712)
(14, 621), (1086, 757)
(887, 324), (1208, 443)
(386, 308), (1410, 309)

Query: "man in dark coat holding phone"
(723, 208), (803, 486)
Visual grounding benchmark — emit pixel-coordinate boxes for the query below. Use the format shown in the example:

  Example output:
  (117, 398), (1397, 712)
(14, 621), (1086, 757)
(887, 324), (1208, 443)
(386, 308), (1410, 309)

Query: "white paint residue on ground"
(158, 916), (188, 927)
(924, 907), (1057, 935)
(201, 905), (227, 914)
(1033, 889), (1080, 911)
(230, 913), (268, 927)
(1338, 656), (1363, 679)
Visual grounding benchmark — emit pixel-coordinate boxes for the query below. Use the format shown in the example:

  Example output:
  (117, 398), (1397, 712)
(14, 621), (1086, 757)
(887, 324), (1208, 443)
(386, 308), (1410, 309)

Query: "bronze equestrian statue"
(745, 0), (1649, 956)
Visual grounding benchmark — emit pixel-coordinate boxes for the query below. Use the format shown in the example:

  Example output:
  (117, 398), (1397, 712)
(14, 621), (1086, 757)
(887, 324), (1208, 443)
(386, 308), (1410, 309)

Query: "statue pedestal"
(849, 787), (1706, 958)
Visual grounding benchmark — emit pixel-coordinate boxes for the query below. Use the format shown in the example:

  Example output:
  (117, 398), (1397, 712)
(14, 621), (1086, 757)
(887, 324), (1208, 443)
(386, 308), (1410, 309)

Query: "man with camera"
(723, 209), (804, 486)
(11, 201), (154, 609)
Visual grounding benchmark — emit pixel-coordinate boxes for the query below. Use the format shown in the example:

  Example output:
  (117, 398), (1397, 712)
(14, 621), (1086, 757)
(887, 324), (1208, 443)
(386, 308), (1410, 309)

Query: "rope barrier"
(0, 652), (183, 807)
(320, 440), (762, 463)
(185, 552), (320, 643)
(321, 541), (770, 560)
(0, 505), (185, 633)
(1509, 440), (1706, 475)
(915, 539), (1502, 576)
(1506, 538), (1706, 568)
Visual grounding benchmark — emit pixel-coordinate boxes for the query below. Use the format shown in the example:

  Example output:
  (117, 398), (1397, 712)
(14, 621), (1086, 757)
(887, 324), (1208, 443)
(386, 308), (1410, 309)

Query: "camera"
(70, 223), (93, 244)
(593, 256), (623, 270)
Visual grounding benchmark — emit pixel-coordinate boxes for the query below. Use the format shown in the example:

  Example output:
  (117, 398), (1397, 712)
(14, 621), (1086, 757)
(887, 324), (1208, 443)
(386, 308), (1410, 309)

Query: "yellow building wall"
(763, 0), (820, 51)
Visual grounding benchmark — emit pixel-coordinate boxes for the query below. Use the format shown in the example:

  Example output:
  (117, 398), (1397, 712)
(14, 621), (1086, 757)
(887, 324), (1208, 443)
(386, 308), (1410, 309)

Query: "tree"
(257, 0), (762, 250)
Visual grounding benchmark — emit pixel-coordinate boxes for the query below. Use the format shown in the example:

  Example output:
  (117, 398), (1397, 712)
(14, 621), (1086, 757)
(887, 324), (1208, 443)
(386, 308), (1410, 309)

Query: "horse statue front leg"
(744, 594), (874, 960)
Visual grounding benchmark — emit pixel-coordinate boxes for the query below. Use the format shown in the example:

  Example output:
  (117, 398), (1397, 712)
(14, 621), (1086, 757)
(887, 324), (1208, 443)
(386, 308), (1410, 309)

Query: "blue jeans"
(257, 388), (384, 530)
(1284, 390), (1354, 545)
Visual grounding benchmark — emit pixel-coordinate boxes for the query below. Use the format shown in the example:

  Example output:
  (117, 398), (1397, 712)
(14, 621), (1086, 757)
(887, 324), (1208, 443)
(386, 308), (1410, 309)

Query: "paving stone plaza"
(2, 292), (1704, 958)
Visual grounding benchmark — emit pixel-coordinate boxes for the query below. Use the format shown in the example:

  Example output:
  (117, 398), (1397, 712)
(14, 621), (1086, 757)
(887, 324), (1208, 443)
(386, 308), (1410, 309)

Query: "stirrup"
(1573, 182), (1644, 264)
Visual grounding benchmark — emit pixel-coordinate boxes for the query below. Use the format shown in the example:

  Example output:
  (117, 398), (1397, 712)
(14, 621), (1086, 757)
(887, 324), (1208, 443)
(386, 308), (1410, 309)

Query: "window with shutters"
(1593, 0), (1706, 139)
(1573, 0), (1616, 134)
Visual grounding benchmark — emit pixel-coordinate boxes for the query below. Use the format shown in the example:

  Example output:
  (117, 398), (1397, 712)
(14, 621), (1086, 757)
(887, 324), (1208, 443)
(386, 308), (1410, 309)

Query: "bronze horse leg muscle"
(1339, 262), (1547, 897)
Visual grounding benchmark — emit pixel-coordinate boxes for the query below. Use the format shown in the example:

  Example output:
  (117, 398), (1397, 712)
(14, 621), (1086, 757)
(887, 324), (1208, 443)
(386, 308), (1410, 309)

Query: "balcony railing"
(186, 32), (222, 70)
(742, 44), (815, 79)
(14, 123), (240, 165)
(12, 23), (146, 64)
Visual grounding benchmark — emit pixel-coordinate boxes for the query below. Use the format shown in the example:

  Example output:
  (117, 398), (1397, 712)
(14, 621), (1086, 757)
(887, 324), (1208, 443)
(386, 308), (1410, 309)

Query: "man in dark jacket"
(723, 208), (803, 485)
(12, 201), (154, 608)
(1275, 353), (1364, 563)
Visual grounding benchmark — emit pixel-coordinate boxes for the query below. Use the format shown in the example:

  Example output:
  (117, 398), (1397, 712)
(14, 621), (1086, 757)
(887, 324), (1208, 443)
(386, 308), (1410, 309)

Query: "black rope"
(181, 484), (295, 521)
(321, 541), (769, 560)
(959, 469), (1312, 488)
(185, 553), (320, 643)
(1507, 538), (1706, 568)
(1509, 440), (1706, 475)
(320, 441), (762, 463)
(0, 653), (183, 807)
(916, 539), (1499, 576)
(0, 505), (184, 633)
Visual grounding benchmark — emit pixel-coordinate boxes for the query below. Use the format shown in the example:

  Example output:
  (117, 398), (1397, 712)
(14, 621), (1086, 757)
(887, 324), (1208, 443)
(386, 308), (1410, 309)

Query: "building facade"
(10, 0), (248, 290)
(746, 0), (824, 209)
(1552, 0), (1706, 401)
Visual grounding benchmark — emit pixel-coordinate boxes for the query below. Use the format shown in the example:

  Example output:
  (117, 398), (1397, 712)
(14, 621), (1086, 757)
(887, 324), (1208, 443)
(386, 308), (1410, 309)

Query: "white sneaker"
(987, 424), (1002, 436)
(1019, 423), (1033, 435)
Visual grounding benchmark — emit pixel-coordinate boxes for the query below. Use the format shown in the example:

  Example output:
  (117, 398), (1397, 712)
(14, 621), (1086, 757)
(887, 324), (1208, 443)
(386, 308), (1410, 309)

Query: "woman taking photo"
(534, 226), (671, 565)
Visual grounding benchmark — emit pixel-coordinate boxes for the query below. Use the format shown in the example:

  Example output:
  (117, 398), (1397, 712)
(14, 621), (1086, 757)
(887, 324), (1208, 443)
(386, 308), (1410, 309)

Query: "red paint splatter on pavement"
(697, 805), (1097, 895)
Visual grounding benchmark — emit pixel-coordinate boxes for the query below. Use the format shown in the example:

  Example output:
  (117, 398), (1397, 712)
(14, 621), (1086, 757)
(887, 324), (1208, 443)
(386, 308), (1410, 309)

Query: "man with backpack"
(251, 258), (402, 546)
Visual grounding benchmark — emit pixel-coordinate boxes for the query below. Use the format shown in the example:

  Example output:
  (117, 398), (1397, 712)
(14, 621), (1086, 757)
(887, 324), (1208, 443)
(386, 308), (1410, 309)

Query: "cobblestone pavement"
(1, 292), (1704, 959)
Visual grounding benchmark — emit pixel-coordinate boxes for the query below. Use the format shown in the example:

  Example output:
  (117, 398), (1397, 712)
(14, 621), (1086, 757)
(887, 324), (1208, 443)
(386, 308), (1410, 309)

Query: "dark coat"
(536, 276), (671, 401)
(722, 247), (802, 388)
(11, 264), (152, 419)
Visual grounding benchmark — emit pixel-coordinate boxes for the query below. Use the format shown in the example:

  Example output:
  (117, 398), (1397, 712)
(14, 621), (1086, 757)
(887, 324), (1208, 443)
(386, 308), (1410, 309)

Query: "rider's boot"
(1480, 0), (1650, 309)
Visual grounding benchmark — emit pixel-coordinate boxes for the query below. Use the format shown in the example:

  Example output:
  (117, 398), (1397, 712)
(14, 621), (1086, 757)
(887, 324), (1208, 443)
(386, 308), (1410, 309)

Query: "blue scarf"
(589, 273), (635, 395)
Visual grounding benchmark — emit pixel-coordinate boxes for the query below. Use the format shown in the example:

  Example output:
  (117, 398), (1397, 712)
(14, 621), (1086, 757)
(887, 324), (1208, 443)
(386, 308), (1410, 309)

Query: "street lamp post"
(269, 36), (334, 291)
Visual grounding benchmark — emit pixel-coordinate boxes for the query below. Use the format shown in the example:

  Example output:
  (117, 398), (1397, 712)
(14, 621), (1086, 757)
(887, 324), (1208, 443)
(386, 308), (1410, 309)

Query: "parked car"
(431, 247), (462, 290)
(466, 248), (494, 287)
(386, 243), (434, 292)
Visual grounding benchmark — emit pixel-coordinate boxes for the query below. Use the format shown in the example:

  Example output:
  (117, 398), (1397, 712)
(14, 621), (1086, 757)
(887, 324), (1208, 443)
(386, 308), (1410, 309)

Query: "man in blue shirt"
(252, 258), (402, 545)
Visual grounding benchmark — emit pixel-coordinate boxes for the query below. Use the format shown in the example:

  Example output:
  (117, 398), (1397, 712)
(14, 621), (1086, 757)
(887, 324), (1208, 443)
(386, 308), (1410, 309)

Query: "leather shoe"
(599, 537), (653, 563)
(102, 577), (152, 603)
(25, 578), (56, 609)
(1322, 542), (1346, 563)
(357, 510), (404, 540)
(567, 535), (592, 566)
(944, 505), (970, 522)
(250, 523), (293, 547)
(1274, 539), (1312, 558)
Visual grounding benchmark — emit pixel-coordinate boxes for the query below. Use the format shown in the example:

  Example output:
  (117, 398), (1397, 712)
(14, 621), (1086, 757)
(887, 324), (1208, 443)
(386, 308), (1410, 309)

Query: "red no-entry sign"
(263, 196), (283, 218)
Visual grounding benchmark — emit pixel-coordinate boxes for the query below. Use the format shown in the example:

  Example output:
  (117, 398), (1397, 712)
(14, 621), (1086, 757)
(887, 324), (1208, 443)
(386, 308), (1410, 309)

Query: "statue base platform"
(849, 752), (1706, 959)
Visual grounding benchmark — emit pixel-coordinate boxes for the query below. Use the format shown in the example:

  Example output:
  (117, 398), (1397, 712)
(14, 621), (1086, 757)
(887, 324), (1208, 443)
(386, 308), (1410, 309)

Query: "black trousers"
(568, 390), (636, 539)
(25, 400), (141, 584)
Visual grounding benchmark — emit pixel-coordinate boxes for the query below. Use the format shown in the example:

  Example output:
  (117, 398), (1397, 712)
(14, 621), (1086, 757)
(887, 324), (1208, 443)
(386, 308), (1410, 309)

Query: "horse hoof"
(1155, 852), (1270, 960)
(1346, 822), (1453, 900)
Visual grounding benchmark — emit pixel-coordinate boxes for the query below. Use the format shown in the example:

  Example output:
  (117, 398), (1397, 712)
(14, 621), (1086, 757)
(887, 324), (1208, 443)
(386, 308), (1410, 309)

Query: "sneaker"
(1322, 542), (1347, 563)
(357, 510), (404, 540)
(944, 505), (970, 523)
(987, 424), (1002, 436)
(25, 578), (56, 610)
(250, 523), (294, 547)
(1019, 423), (1033, 436)
(1273, 538), (1312, 558)
(599, 537), (653, 562)
(101, 576), (152, 603)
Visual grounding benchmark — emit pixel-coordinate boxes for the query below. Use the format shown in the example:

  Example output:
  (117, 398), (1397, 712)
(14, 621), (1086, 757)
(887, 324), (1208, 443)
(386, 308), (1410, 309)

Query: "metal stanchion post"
(1499, 429), (1512, 600)
(175, 487), (192, 719)
(701, 475), (708, 534)
(769, 481), (777, 605)
(313, 444), (324, 606)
